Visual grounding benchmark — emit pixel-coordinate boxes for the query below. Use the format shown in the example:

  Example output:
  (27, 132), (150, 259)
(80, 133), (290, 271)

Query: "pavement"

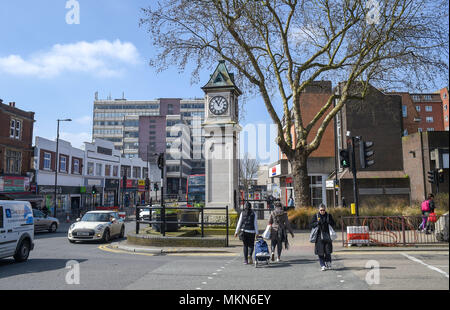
(106, 229), (449, 255)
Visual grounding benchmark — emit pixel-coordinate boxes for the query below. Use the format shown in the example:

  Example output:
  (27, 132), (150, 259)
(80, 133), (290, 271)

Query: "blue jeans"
(318, 254), (332, 267)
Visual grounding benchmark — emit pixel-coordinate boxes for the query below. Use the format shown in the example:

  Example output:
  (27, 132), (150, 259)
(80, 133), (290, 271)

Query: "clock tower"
(201, 60), (242, 211)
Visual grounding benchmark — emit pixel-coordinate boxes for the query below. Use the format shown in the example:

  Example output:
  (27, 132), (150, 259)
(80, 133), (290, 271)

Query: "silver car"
(32, 209), (59, 233)
(68, 211), (125, 243)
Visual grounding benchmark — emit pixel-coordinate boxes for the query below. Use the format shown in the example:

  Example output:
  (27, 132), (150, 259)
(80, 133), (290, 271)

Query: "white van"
(0, 201), (35, 262)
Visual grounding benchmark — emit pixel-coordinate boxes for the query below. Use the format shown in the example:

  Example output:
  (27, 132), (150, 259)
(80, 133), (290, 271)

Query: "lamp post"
(54, 118), (72, 218)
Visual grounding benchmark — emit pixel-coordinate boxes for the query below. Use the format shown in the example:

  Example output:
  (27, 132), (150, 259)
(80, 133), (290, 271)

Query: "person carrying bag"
(310, 204), (335, 271)
(234, 202), (258, 265)
(268, 202), (294, 262)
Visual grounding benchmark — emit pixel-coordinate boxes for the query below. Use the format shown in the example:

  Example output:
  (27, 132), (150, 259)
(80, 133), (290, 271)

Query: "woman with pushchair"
(234, 202), (258, 265)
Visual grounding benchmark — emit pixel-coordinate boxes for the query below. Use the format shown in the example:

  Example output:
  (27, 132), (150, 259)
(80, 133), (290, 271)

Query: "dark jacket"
(310, 212), (335, 256)
(269, 209), (294, 247)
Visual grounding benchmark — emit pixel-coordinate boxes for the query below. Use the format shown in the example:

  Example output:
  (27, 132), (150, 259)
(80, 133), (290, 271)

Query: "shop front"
(104, 179), (120, 209)
(0, 176), (43, 208)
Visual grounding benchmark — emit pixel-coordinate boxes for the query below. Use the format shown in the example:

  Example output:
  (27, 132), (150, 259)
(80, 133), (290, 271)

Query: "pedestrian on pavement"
(268, 202), (294, 262)
(342, 197), (347, 208)
(310, 204), (335, 271)
(234, 202), (258, 265)
(288, 196), (295, 209)
(419, 194), (435, 233)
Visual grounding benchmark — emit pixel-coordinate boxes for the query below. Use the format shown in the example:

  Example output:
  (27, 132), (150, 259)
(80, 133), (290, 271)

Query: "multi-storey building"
(394, 91), (445, 135)
(439, 87), (449, 131)
(93, 94), (205, 196)
(0, 100), (38, 205)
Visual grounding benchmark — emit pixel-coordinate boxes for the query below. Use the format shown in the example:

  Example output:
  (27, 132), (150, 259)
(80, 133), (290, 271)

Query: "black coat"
(310, 212), (335, 256)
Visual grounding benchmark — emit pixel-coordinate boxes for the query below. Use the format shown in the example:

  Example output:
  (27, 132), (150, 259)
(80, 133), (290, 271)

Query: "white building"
(34, 136), (85, 217)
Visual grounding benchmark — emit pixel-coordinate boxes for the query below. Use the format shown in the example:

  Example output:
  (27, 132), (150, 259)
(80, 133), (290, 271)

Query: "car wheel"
(102, 229), (110, 243)
(119, 226), (125, 238)
(49, 223), (58, 233)
(14, 239), (30, 262)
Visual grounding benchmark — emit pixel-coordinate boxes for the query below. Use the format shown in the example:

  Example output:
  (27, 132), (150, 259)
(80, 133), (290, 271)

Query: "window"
(87, 162), (94, 175)
(96, 163), (103, 176)
(402, 106), (407, 118)
(418, 128), (423, 132)
(113, 166), (119, 177)
(44, 152), (51, 170)
(10, 119), (22, 139)
(427, 128), (435, 131)
(73, 159), (80, 174)
(424, 95), (432, 101)
(6, 150), (22, 174)
(444, 105), (448, 111)
(426, 117), (434, 123)
(425, 106), (432, 112)
(133, 167), (141, 179)
(105, 165), (111, 177)
(60, 156), (67, 172)
(416, 106), (421, 112)
(412, 95), (420, 101)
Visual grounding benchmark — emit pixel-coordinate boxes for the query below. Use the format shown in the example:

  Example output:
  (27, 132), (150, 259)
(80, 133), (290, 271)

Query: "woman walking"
(268, 202), (294, 262)
(234, 202), (258, 265)
(311, 204), (335, 271)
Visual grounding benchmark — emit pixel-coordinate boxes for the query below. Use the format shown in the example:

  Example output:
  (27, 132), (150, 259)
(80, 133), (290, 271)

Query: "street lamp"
(54, 118), (72, 218)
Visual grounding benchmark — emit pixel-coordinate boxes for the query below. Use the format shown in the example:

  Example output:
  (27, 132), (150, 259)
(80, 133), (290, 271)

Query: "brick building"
(334, 83), (410, 206)
(0, 99), (38, 205)
(393, 91), (445, 135)
(269, 81), (336, 207)
(402, 131), (449, 203)
(439, 87), (449, 131)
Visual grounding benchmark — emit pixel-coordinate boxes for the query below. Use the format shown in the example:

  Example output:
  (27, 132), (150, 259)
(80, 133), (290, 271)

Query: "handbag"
(428, 212), (437, 223)
(238, 230), (244, 241)
(329, 225), (337, 241)
(262, 225), (271, 239)
(310, 226), (319, 243)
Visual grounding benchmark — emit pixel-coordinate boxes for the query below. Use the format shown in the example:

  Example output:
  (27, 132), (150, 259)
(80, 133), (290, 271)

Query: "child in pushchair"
(254, 235), (271, 267)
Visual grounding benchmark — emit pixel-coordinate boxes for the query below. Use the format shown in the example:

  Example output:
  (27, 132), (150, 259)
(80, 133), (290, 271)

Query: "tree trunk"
(290, 151), (311, 208)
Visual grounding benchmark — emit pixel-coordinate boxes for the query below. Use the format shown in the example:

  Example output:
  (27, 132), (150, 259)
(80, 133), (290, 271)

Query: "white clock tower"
(201, 60), (242, 211)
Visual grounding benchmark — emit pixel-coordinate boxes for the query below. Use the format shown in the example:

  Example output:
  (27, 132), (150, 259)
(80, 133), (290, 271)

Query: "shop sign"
(0, 176), (28, 192)
(269, 164), (281, 177)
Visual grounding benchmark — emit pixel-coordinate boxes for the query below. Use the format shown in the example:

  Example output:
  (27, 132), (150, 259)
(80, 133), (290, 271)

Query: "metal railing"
(341, 215), (448, 247)
(135, 203), (230, 246)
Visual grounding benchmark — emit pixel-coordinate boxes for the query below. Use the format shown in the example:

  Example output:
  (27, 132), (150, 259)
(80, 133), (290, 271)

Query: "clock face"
(209, 96), (228, 115)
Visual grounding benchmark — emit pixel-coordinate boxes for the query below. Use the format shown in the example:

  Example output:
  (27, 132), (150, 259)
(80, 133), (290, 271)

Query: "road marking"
(401, 253), (449, 279)
(98, 245), (156, 256)
(335, 251), (449, 255)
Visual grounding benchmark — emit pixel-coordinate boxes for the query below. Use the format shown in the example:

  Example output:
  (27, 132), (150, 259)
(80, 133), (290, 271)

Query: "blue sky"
(0, 0), (279, 163)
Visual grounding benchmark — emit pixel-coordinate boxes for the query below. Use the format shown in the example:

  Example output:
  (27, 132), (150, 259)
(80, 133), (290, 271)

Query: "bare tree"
(240, 153), (260, 202)
(140, 0), (448, 207)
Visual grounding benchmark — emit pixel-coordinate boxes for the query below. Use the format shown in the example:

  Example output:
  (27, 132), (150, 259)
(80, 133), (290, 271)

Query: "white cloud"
(0, 39), (140, 78)
(59, 131), (91, 149)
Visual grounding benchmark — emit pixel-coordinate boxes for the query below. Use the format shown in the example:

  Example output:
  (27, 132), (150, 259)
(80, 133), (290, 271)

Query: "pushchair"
(254, 236), (270, 267)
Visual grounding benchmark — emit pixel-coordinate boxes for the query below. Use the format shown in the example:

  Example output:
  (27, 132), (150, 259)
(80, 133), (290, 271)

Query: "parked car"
(32, 209), (59, 233)
(68, 211), (125, 243)
(0, 200), (35, 262)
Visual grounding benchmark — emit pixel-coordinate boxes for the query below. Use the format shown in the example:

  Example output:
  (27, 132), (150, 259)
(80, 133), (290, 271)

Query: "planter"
(180, 209), (200, 227)
(152, 212), (179, 232)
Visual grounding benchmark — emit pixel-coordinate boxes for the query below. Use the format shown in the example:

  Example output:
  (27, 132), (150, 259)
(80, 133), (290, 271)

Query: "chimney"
(9, 102), (16, 108)
(0, 98), (3, 104)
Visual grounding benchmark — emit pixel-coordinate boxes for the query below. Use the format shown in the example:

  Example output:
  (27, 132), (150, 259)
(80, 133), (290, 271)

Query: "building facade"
(439, 87), (449, 131)
(0, 100), (37, 205)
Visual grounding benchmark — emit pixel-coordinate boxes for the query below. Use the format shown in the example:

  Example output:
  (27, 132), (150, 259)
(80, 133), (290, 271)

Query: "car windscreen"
(81, 213), (111, 222)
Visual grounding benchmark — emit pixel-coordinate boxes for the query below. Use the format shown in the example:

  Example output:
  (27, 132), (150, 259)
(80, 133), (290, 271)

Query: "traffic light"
(359, 140), (375, 169)
(339, 149), (351, 168)
(438, 169), (444, 183)
(427, 170), (436, 183)
(153, 183), (159, 191)
(145, 177), (150, 190)
(157, 153), (165, 170)
(92, 185), (97, 195)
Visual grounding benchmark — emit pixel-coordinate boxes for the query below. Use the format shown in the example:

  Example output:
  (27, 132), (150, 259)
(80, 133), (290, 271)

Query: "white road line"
(401, 253), (449, 279)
